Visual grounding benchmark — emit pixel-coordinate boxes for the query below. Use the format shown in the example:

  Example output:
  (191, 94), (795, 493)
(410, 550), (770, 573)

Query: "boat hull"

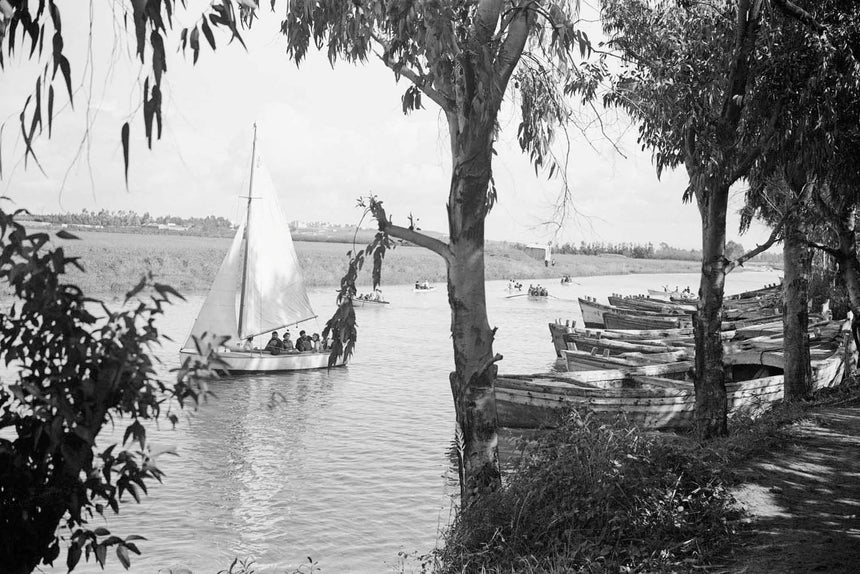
(603, 312), (691, 330)
(351, 298), (390, 307)
(179, 348), (346, 372)
(498, 331), (853, 430)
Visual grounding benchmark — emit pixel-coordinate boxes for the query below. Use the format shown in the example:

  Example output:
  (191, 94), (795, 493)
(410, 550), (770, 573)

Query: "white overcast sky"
(0, 1), (774, 251)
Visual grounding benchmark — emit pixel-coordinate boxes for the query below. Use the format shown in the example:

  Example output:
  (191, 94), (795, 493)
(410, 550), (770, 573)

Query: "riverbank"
(435, 382), (860, 574)
(46, 229), (754, 296)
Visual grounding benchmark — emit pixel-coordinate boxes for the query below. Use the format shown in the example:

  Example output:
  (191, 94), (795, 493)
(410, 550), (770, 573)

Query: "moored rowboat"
(497, 329), (853, 430)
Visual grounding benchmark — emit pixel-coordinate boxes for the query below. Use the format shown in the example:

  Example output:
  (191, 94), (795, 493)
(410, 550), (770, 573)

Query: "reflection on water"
(31, 271), (778, 573)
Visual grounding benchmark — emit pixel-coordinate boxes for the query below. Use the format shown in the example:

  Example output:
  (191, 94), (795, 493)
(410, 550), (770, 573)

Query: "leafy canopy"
(0, 204), (217, 573)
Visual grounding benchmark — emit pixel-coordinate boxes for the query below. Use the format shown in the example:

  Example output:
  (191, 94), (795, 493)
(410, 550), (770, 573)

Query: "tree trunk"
(834, 210), (860, 352)
(694, 178), (729, 439)
(446, 121), (501, 506)
(783, 215), (812, 400)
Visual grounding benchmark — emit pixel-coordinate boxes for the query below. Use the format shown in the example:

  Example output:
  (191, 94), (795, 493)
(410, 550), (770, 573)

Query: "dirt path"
(728, 403), (860, 573)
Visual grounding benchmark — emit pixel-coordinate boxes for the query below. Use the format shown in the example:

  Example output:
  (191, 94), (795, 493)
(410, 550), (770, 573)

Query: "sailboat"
(179, 126), (346, 372)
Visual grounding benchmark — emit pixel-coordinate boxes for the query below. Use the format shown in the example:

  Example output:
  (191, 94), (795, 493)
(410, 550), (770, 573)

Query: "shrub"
(437, 411), (739, 573)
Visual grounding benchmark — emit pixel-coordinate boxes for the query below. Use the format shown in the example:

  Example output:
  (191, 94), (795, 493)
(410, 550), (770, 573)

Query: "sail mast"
(237, 124), (257, 339)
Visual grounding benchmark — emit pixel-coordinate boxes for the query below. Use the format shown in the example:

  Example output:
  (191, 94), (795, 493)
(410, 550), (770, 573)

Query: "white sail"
(182, 136), (316, 349)
(182, 222), (245, 349)
(240, 161), (316, 338)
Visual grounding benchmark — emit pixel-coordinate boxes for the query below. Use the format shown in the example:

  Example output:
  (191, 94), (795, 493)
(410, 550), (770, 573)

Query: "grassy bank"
(49, 230), (710, 295)
(429, 381), (860, 574)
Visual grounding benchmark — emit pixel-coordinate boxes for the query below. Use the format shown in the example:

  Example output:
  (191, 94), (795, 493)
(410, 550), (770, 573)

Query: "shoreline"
(45, 230), (775, 296)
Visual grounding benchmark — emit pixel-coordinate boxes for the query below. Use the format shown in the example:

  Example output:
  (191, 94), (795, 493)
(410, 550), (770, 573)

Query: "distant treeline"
(23, 209), (235, 237)
(550, 240), (781, 263)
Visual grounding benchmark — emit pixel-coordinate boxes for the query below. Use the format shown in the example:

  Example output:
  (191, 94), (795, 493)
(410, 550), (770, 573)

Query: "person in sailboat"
(282, 331), (295, 352)
(265, 332), (283, 354)
(296, 330), (313, 352)
(311, 333), (321, 352)
(242, 336), (254, 351)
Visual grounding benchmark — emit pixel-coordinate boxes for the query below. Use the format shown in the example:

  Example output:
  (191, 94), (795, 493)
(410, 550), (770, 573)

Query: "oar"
(505, 293), (529, 299)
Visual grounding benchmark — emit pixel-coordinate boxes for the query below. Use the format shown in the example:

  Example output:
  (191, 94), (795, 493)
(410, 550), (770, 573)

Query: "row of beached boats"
(495, 283), (855, 430)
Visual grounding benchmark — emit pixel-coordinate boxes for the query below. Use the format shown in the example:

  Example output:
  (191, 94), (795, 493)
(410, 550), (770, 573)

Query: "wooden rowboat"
(603, 311), (692, 330)
(578, 298), (693, 329)
(608, 295), (696, 315)
(496, 330), (853, 430)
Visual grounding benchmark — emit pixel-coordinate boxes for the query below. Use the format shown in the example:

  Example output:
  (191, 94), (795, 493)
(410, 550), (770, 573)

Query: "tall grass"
(435, 410), (739, 573)
(429, 390), (854, 574)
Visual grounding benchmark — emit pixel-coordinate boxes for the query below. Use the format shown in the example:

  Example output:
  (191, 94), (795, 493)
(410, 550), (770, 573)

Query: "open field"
(44, 230), (772, 296)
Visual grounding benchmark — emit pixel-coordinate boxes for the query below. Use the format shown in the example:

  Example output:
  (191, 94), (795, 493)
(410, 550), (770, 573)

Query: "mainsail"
(182, 135), (316, 350)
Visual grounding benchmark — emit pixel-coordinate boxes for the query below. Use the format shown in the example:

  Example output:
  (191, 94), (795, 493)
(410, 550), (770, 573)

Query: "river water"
(37, 270), (779, 574)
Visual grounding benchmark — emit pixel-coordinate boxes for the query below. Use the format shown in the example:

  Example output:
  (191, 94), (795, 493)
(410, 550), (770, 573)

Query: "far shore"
(47, 230), (776, 296)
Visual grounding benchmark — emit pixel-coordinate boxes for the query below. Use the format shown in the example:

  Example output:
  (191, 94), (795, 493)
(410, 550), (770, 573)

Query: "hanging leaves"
(201, 18), (216, 50)
(47, 84), (54, 136)
(150, 30), (166, 87)
(121, 122), (130, 186)
(189, 26), (200, 63)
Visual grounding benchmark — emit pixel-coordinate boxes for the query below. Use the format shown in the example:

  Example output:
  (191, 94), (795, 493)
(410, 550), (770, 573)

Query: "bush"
(436, 411), (740, 573)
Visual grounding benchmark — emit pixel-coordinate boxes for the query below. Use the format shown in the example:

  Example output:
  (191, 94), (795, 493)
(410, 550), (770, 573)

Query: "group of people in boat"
(507, 279), (523, 291)
(355, 289), (385, 301)
(561, 274), (573, 284)
(528, 284), (549, 297)
(415, 280), (433, 290)
(662, 285), (692, 295)
(238, 330), (327, 355)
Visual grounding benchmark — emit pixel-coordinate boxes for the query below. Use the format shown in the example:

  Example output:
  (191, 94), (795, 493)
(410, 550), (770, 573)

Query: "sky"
(0, 1), (776, 251)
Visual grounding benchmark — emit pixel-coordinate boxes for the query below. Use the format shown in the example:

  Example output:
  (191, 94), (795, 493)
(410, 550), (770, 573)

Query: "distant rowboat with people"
(414, 280), (436, 292)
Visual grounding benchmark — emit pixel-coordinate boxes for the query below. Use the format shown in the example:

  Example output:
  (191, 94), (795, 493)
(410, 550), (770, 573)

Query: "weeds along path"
(729, 403), (860, 573)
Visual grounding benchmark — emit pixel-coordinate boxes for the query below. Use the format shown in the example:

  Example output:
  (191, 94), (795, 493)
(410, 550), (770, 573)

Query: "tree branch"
(494, 4), (531, 103)
(730, 100), (782, 183)
(474, 0), (504, 45)
(772, 0), (825, 34)
(382, 222), (453, 263)
(727, 180), (805, 273)
(365, 197), (453, 263)
(726, 221), (783, 273)
(803, 239), (840, 257)
(370, 32), (452, 111)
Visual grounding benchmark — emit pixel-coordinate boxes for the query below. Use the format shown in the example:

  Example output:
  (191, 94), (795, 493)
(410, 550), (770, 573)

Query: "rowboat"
(414, 281), (436, 292)
(578, 297), (688, 329)
(549, 315), (830, 365)
(648, 288), (696, 302)
(496, 328), (853, 430)
(350, 294), (390, 307)
(179, 127), (346, 372)
(608, 295), (695, 315)
(603, 311), (692, 330)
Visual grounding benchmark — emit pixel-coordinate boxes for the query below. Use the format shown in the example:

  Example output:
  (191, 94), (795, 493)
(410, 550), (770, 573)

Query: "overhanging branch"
(772, 0), (825, 34)
(366, 197), (453, 263)
(726, 222), (782, 273)
(383, 223), (453, 264)
(727, 184), (805, 273)
(370, 32), (452, 111)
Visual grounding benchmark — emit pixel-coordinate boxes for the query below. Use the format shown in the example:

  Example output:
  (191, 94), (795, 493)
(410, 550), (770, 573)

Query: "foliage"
(434, 397), (844, 574)
(436, 410), (739, 573)
(323, 196), (395, 367)
(0, 207), (214, 573)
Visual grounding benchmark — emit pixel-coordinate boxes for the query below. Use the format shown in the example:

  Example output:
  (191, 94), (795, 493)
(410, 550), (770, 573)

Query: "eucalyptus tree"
(742, 172), (813, 399)
(3, 0), (593, 505)
(598, 0), (785, 438)
(742, 0), (860, 392)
